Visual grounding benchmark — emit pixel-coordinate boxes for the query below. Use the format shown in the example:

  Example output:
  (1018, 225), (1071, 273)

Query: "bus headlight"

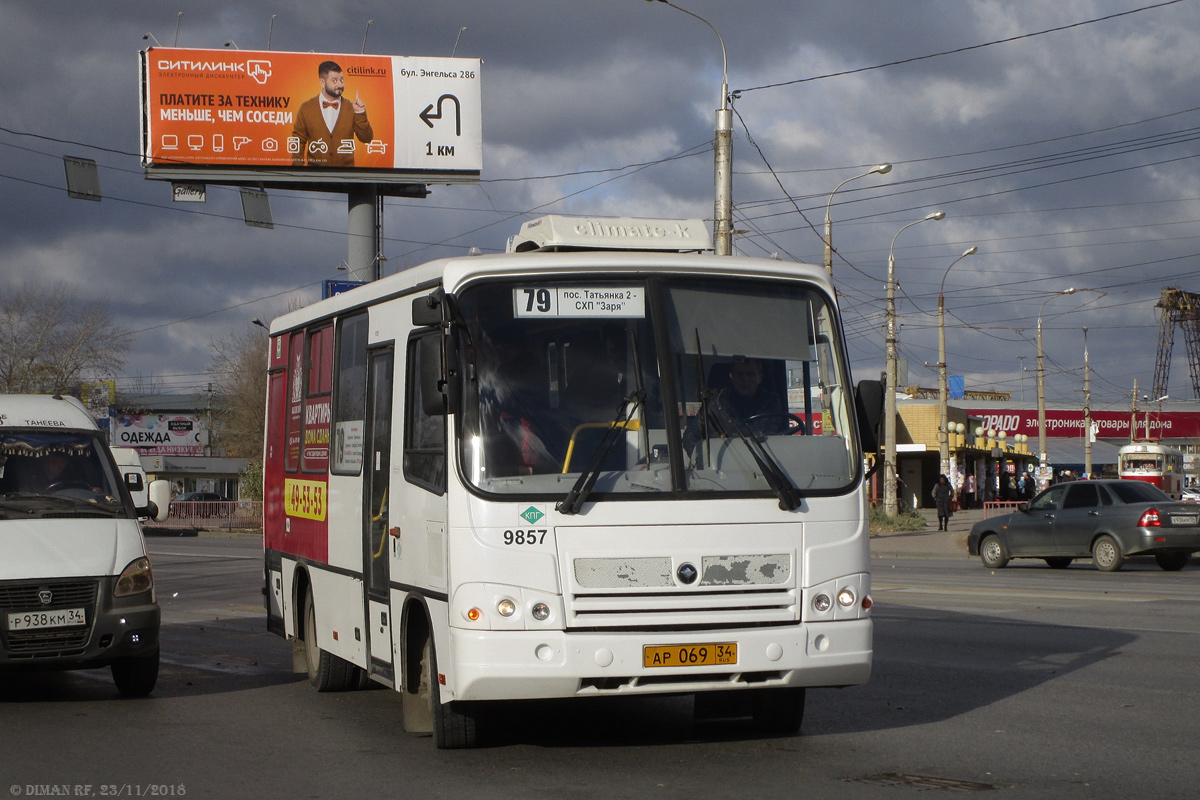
(812, 594), (832, 613)
(497, 599), (517, 617)
(531, 602), (550, 621)
(836, 588), (856, 608)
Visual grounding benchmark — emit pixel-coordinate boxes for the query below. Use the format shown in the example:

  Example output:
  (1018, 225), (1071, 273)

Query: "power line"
(733, 0), (1188, 94)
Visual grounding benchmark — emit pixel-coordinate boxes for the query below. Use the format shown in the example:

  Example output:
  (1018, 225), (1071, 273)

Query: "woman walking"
(931, 474), (954, 531)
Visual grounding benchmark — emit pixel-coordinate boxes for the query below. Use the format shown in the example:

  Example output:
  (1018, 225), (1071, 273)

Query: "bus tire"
(112, 649), (159, 697)
(303, 587), (357, 691)
(979, 535), (1009, 569)
(424, 635), (482, 749)
(1092, 535), (1125, 572)
(751, 687), (805, 735)
(1155, 551), (1190, 571)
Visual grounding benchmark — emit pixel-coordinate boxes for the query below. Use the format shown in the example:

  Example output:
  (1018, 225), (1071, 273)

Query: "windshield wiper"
(557, 390), (645, 515)
(706, 393), (801, 511)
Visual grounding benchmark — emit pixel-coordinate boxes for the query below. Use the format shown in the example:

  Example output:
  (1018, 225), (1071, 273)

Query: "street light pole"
(647, 0), (732, 254)
(1083, 327), (1092, 479)
(824, 164), (892, 275)
(1036, 288), (1076, 472)
(938, 246), (977, 478)
(884, 211), (946, 517)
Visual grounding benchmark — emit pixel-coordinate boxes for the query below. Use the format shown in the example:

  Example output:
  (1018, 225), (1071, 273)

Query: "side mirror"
(419, 333), (461, 417)
(1018, 502), (1029, 513)
(419, 335), (446, 416)
(143, 479), (172, 523)
(412, 290), (443, 327)
(124, 472), (145, 492)
(854, 379), (884, 454)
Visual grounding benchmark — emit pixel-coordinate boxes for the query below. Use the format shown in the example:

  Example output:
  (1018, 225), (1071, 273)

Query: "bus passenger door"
(364, 348), (395, 680)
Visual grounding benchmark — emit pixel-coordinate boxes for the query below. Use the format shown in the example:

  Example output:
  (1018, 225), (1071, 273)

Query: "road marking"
(873, 584), (1166, 603)
(150, 550), (259, 561)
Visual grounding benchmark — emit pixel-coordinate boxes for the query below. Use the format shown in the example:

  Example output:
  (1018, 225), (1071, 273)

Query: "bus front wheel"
(422, 634), (481, 749)
(751, 687), (805, 735)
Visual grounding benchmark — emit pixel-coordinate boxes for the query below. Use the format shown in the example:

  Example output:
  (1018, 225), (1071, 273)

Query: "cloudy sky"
(3, 0), (1199, 413)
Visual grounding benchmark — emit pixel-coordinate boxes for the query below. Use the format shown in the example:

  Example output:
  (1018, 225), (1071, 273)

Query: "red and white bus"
(262, 215), (882, 747)
(1118, 441), (1184, 499)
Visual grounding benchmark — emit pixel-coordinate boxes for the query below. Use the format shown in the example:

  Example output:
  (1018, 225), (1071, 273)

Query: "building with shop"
(881, 397), (1200, 511)
(105, 392), (250, 500)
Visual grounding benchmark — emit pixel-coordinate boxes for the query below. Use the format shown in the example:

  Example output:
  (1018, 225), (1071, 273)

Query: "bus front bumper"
(446, 618), (871, 702)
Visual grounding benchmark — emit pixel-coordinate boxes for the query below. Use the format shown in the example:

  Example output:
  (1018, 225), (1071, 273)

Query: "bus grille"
(568, 554), (797, 628)
(0, 580), (99, 657)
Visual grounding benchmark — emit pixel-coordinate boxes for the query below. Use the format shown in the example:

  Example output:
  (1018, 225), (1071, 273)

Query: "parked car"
(968, 479), (1200, 572)
(1183, 488), (1200, 504)
(176, 491), (225, 502)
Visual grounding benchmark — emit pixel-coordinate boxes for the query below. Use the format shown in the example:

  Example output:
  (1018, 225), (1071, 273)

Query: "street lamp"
(824, 164), (892, 275)
(1036, 288), (1076, 471)
(1083, 327), (1091, 479)
(647, 0), (732, 254)
(884, 210), (946, 517)
(938, 246), (977, 478)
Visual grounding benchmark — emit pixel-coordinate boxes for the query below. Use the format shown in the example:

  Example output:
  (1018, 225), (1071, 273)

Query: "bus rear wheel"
(303, 587), (357, 691)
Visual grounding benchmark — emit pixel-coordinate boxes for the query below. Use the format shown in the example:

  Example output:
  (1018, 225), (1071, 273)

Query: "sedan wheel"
(1092, 535), (1125, 572)
(980, 535), (1008, 568)
(1155, 551), (1190, 571)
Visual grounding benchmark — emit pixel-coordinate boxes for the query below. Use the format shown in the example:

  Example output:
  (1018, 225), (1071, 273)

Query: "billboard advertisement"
(140, 48), (481, 177)
(968, 408), (1200, 440)
(115, 412), (209, 456)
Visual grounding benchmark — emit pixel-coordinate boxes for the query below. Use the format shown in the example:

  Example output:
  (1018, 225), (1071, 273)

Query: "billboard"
(968, 408), (1200, 440)
(115, 412), (209, 456)
(139, 48), (481, 182)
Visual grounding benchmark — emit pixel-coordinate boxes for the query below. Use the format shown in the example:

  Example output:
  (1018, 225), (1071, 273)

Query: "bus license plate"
(643, 642), (737, 669)
(7, 608), (87, 631)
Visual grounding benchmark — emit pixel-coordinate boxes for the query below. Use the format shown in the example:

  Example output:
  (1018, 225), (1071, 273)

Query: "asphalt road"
(2, 535), (1198, 799)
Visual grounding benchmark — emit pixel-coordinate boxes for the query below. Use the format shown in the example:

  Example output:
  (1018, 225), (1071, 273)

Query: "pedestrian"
(931, 474), (953, 531)
(965, 472), (976, 509)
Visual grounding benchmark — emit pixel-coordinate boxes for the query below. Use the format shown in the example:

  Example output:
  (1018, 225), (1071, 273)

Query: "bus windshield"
(455, 276), (859, 500)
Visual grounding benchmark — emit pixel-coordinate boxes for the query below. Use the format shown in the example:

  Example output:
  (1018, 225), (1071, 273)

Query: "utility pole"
(647, 1), (732, 254)
(1083, 328), (1092, 479)
(1130, 379), (1139, 442)
(884, 211), (945, 517)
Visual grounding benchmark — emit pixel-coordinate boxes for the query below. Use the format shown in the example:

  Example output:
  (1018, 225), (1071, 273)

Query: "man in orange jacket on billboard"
(291, 60), (374, 167)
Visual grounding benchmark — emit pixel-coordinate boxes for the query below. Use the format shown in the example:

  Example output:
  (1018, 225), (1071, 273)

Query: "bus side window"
(404, 331), (446, 494)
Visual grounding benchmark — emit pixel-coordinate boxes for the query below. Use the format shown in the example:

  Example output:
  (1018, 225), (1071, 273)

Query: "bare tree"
(207, 323), (269, 465)
(0, 282), (130, 394)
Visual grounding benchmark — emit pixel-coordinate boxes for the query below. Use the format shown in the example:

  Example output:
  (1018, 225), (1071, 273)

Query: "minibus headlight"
(114, 557), (154, 597)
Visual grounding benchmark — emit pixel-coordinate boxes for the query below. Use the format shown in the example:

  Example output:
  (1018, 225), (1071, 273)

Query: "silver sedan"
(968, 479), (1200, 571)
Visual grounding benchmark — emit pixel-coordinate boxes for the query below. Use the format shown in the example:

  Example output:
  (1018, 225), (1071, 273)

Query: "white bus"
(263, 215), (883, 748)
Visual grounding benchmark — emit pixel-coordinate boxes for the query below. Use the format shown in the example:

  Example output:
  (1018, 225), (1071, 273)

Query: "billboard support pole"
(348, 184), (380, 283)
